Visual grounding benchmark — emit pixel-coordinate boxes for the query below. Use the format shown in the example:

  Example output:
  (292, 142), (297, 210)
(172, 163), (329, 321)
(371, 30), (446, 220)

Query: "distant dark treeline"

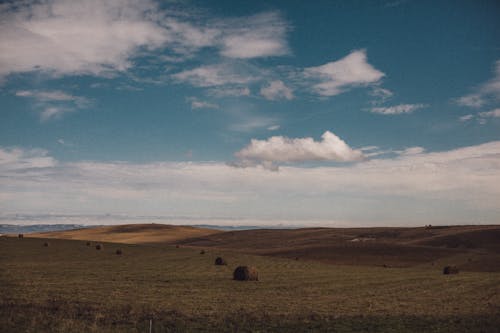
(0, 224), (91, 234)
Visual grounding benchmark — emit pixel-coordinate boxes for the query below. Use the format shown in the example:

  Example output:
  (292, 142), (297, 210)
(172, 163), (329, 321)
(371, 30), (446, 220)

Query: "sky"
(0, 0), (499, 226)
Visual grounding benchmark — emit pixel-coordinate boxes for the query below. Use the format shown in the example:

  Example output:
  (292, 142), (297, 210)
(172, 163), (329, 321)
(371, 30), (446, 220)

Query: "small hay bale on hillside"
(233, 266), (258, 281)
(443, 265), (459, 275)
(200, 250), (205, 255)
(18, 234), (24, 239)
(116, 249), (122, 255)
(43, 242), (49, 247)
(95, 244), (103, 250)
(175, 245), (180, 248)
(86, 241), (91, 246)
(215, 257), (227, 265)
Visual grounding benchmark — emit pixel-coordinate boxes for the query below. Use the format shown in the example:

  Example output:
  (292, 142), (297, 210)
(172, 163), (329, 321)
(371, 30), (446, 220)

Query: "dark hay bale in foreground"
(86, 241), (91, 246)
(95, 244), (103, 250)
(18, 234), (24, 239)
(233, 266), (258, 281)
(175, 245), (179, 248)
(115, 249), (122, 255)
(215, 257), (227, 265)
(43, 242), (49, 247)
(443, 266), (459, 275)
(200, 250), (205, 255)
(295, 257), (299, 261)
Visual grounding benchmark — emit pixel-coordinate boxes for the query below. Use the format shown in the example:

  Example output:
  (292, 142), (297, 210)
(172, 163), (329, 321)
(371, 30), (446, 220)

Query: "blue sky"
(0, 0), (499, 226)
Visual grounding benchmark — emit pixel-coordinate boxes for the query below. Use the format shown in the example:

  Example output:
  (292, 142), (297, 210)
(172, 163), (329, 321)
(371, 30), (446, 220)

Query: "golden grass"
(28, 223), (221, 244)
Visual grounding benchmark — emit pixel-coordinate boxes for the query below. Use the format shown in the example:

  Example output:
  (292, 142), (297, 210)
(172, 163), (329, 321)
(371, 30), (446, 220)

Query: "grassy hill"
(176, 225), (500, 272)
(27, 224), (500, 272)
(1, 236), (499, 332)
(29, 223), (221, 244)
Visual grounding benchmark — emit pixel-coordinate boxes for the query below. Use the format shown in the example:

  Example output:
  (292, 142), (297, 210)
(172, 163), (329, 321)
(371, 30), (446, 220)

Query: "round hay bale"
(233, 266), (258, 281)
(95, 244), (103, 250)
(18, 234), (24, 239)
(43, 242), (49, 247)
(215, 257), (227, 265)
(86, 241), (91, 246)
(295, 257), (299, 261)
(443, 265), (459, 275)
(200, 250), (205, 255)
(116, 249), (122, 255)
(175, 245), (180, 248)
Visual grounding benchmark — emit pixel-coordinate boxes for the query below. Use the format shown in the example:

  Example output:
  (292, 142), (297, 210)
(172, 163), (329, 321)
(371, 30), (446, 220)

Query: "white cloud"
(15, 89), (90, 121)
(16, 90), (90, 107)
(399, 147), (425, 156)
(459, 114), (474, 122)
(172, 64), (258, 87)
(260, 80), (294, 100)
(0, 1), (291, 83)
(370, 86), (394, 105)
(228, 116), (276, 133)
(1, 142), (500, 225)
(456, 94), (485, 108)
(303, 50), (385, 97)
(235, 131), (364, 164)
(456, 60), (500, 108)
(218, 12), (289, 59)
(267, 125), (280, 131)
(40, 106), (73, 121)
(208, 87), (251, 97)
(479, 108), (500, 118)
(0, 147), (56, 171)
(370, 103), (426, 115)
(0, 0), (171, 79)
(187, 97), (219, 110)
(458, 109), (500, 124)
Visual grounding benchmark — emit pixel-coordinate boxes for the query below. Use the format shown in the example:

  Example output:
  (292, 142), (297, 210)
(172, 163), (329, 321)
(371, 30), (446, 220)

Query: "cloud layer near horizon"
(1, 141), (499, 225)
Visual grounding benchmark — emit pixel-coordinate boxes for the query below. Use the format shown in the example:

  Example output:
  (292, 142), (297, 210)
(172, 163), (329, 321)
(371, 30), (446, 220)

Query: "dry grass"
(29, 223), (221, 244)
(0, 236), (499, 332)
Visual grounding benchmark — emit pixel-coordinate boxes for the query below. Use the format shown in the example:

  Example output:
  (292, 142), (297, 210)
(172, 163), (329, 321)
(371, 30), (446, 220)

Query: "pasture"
(1, 235), (499, 332)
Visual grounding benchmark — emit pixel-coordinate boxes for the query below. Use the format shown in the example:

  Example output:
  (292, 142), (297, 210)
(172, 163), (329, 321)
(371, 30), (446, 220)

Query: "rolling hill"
(26, 223), (500, 271)
(28, 223), (221, 244)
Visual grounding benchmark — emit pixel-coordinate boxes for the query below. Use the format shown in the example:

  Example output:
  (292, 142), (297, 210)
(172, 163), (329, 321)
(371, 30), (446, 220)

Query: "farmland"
(1, 225), (500, 332)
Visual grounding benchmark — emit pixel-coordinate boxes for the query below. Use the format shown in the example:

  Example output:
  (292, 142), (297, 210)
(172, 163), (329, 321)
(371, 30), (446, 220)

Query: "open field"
(30, 224), (500, 272)
(1, 233), (500, 332)
(29, 224), (220, 244)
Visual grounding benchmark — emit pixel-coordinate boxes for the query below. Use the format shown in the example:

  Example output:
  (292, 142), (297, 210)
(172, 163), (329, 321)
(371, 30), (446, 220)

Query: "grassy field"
(1, 236), (499, 332)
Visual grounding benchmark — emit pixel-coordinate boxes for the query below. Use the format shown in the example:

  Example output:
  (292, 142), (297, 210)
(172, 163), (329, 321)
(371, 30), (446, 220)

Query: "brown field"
(29, 223), (219, 244)
(30, 223), (500, 272)
(2, 223), (500, 332)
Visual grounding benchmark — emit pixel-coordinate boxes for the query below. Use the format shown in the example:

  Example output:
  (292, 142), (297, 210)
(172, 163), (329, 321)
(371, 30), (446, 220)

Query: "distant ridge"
(28, 223), (221, 244)
(0, 224), (91, 235)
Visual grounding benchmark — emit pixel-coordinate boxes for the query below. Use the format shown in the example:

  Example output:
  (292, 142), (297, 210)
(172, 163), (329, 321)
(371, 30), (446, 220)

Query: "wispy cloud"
(207, 86), (251, 97)
(369, 86), (394, 105)
(303, 50), (385, 97)
(217, 12), (290, 59)
(172, 63), (259, 87)
(187, 97), (219, 110)
(455, 59), (500, 108)
(457, 108), (500, 124)
(459, 114), (474, 122)
(370, 103), (426, 115)
(478, 108), (500, 119)
(15, 89), (90, 121)
(260, 80), (294, 100)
